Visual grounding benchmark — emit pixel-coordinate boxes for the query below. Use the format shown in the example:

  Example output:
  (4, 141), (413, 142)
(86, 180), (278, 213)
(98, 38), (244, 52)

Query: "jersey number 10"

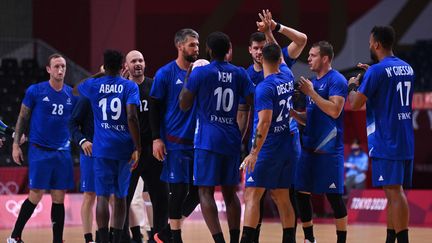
(214, 87), (234, 112)
(99, 98), (122, 120)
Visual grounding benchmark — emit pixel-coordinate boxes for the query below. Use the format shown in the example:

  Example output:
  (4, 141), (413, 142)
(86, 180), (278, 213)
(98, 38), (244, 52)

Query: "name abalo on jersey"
(99, 84), (124, 93)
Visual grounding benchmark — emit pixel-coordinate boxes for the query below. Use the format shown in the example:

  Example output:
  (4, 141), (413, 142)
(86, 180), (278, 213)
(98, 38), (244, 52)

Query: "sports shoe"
(304, 239), (317, 243)
(154, 232), (170, 243)
(6, 237), (24, 243)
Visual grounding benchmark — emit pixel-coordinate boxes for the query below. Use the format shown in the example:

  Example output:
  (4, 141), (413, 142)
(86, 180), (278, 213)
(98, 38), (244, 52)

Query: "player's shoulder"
(63, 83), (74, 91)
(155, 60), (176, 76)
(329, 69), (347, 83)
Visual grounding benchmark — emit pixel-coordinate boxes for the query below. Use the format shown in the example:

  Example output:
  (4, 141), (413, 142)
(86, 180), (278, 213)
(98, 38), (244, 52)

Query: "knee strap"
(326, 193), (347, 219)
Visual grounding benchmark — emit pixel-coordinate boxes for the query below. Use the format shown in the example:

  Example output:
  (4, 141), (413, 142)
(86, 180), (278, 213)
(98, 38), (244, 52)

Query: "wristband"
(348, 83), (358, 93)
(277, 24), (286, 33)
(79, 138), (87, 146)
(274, 22), (281, 32)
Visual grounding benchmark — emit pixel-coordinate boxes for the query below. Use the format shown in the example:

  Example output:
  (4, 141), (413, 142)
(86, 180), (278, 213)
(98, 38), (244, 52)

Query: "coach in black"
(122, 50), (169, 243)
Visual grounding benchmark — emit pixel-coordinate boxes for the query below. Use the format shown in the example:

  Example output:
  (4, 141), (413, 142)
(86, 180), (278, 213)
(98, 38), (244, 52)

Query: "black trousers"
(123, 143), (169, 235)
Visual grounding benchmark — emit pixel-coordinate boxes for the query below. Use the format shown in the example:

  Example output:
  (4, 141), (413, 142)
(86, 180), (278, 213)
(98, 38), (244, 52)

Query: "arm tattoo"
(252, 128), (263, 149)
(13, 105), (31, 144)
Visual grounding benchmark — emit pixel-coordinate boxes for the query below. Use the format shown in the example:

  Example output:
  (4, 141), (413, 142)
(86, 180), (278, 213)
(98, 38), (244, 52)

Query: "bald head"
(125, 50), (145, 80)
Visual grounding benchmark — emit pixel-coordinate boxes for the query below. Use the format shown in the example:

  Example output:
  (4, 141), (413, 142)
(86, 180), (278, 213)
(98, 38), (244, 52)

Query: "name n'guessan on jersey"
(384, 65), (414, 121)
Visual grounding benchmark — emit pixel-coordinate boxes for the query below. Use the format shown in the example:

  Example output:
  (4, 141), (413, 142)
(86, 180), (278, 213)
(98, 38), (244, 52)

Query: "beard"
(370, 49), (378, 63)
(184, 53), (198, 63)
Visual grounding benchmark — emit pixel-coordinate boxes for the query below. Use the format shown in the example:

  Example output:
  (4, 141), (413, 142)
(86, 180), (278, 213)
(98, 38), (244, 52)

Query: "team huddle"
(6, 9), (414, 243)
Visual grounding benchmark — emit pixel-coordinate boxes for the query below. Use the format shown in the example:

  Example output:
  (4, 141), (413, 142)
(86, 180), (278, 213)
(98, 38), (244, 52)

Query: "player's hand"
(121, 66), (130, 79)
(298, 76), (314, 96)
(240, 153), (258, 174)
(348, 73), (361, 86)
(129, 149), (141, 171)
(153, 139), (167, 161)
(257, 9), (273, 33)
(12, 143), (24, 165)
(357, 63), (370, 71)
(81, 141), (93, 157)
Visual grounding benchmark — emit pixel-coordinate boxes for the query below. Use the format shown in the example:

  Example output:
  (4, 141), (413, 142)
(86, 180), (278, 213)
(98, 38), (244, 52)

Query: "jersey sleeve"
(358, 66), (380, 98)
(255, 83), (273, 112)
(127, 82), (141, 105)
(150, 69), (167, 100)
(329, 74), (348, 98)
(22, 85), (37, 109)
(282, 47), (296, 68)
(185, 67), (201, 94)
(77, 79), (91, 99)
(239, 68), (255, 98)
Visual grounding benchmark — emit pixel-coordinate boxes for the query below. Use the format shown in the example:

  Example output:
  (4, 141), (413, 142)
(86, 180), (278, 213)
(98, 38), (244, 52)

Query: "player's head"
(46, 53), (66, 82)
(308, 41), (334, 72)
(103, 49), (123, 75)
(369, 25), (395, 62)
(225, 42), (233, 62)
(262, 43), (281, 68)
(206, 31), (231, 61)
(249, 32), (266, 65)
(351, 138), (361, 154)
(175, 28), (199, 63)
(125, 50), (145, 79)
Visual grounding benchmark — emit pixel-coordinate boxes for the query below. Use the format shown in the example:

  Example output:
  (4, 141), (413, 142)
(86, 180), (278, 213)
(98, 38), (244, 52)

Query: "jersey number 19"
(99, 97), (122, 120)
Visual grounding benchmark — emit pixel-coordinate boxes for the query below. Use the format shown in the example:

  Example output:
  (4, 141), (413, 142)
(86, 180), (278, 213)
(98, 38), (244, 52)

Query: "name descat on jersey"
(246, 63), (299, 134)
(252, 72), (295, 160)
(186, 60), (255, 155)
(78, 75), (140, 160)
(302, 70), (347, 154)
(23, 81), (76, 150)
(358, 56), (414, 160)
(150, 61), (196, 150)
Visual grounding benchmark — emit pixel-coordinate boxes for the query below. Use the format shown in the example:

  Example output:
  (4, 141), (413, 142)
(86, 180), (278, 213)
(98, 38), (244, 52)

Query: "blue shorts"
(371, 158), (413, 187)
(28, 144), (74, 190)
(94, 158), (131, 198)
(245, 157), (294, 189)
(80, 154), (95, 192)
(160, 149), (194, 183)
(194, 149), (240, 186)
(295, 151), (344, 194)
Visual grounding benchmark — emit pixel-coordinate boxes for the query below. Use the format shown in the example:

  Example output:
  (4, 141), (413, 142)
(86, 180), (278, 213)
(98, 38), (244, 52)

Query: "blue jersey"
(186, 60), (255, 155)
(252, 72), (295, 159)
(23, 81), (75, 150)
(358, 56), (414, 160)
(78, 75), (140, 160)
(246, 63), (299, 133)
(150, 61), (196, 150)
(303, 70), (347, 154)
(282, 47), (296, 68)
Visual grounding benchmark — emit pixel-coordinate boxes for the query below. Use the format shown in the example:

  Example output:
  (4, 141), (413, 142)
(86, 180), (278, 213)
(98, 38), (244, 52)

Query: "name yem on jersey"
(210, 71), (235, 125)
